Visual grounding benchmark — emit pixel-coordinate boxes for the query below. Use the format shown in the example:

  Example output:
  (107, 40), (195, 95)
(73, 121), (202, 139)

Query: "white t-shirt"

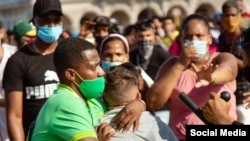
(0, 43), (17, 141)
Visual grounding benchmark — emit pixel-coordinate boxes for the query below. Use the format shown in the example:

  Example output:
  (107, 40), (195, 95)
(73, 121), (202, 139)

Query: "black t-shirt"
(2, 44), (59, 137)
(130, 45), (172, 80)
(218, 32), (250, 104)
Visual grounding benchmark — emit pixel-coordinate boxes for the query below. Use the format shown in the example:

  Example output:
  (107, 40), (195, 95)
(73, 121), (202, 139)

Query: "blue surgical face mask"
(101, 61), (122, 71)
(184, 40), (208, 61)
(38, 25), (63, 44)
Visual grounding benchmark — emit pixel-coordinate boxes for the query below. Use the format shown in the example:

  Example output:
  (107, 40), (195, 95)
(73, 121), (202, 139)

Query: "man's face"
(33, 11), (63, 27)
(75, 49), (105, 82)
(93, 25), (109, 38)
(136, 29), (156, 42)
(222, 7), (239, 20)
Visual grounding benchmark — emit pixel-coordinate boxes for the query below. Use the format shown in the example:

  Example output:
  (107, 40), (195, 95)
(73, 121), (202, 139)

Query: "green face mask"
(74, 71), (105, 100)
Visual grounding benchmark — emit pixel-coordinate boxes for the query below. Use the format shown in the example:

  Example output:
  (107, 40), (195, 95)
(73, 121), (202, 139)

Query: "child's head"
(103, 62), (141, 108)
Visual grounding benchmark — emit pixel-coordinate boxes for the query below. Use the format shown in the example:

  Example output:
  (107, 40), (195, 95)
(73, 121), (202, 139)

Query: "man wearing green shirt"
(31, 38), (113, 141)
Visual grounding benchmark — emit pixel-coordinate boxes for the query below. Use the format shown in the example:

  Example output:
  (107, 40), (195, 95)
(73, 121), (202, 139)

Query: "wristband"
(136, 99), (146, 111)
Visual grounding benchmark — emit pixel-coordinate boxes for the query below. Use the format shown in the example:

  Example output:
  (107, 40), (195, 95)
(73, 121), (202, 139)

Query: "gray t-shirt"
(101, 108), (178, 141)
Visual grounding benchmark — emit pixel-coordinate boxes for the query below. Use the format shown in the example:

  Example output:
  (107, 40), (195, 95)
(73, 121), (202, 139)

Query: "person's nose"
(110, 55), (118, 62)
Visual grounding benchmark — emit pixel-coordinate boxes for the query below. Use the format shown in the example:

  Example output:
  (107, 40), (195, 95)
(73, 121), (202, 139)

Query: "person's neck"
(32, 38), (58, 55)
(67, 82), (88, 103)
(226, 27), (242, 36)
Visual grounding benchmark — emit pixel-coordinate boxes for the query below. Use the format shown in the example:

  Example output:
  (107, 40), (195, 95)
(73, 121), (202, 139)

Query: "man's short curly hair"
(53, 38), (96, 78)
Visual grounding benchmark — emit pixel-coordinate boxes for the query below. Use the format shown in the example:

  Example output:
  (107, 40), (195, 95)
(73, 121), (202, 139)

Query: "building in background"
(0, 0), (249, 35)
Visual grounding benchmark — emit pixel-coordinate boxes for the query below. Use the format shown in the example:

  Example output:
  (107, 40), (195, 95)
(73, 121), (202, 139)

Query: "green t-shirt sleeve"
(50, 96), (97, 141)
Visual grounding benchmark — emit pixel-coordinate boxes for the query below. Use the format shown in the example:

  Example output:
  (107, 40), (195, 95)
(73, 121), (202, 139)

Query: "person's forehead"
(82, 49), (100, 63)
(223, 7), (238, 14)
(105, 39), (124, 46)
(104, 42), (126, 52)
(138, 29), (154, 34)
(184, 20), (208, 33)
(164, 19), (173, 23)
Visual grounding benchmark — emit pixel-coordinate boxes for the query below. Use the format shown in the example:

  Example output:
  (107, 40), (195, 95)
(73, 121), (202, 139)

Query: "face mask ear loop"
(72, 80), (79, 87)
(71, 69), (84, 86)
(73, 70), (84, 80)
(71, 70), (89, 102)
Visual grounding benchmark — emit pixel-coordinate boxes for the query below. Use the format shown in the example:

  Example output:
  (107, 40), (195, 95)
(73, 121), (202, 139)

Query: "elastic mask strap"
(71, 69), (84, 86)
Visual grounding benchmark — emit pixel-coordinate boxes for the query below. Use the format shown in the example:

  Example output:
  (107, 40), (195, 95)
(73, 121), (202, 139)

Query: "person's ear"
(136, 91), (142, 99)
(207, 33), (212, 45)
(65, 68), (76, 82)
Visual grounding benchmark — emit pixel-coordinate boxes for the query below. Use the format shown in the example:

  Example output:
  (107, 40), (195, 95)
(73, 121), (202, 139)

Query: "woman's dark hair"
(181, 13), (210, 32)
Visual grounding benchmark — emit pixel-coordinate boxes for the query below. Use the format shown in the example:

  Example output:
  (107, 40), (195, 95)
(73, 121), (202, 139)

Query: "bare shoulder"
(155, 56), (178, 80)
(214, 52), (237, 63)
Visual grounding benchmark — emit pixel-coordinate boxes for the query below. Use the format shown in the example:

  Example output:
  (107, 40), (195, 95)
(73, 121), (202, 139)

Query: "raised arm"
(211, 52), (238, 84)
(146, 57), (183, 110)
(5, 90), (24, 141)
(146, 43), (200, 110)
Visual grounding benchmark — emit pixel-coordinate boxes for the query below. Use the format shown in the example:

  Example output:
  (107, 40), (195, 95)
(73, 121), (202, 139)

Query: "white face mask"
(184, 40), (208, 61)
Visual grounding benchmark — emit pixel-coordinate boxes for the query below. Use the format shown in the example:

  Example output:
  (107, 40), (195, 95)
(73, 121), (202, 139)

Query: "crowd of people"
(0, 0), (250, 141)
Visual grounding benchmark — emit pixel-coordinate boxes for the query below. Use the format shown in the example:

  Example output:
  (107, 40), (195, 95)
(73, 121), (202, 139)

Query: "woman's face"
(102, 39), (129, 63)
(181, 19), (212, 45)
